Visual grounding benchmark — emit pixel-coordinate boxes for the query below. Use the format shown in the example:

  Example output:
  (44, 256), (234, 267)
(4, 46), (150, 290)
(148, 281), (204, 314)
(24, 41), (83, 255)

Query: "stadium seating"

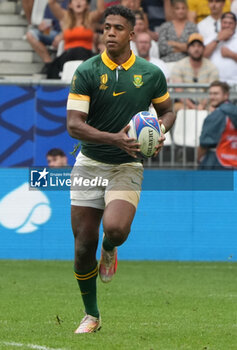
(61, 60), (83, 82)
(173, 109), (208, 147)
(0, 0), (44, 78)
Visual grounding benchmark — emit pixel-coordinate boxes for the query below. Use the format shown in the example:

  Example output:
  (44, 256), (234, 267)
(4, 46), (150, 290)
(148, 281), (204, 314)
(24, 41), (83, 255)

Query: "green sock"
(74, 264), (99, 318)
(102, 235), (115, 251)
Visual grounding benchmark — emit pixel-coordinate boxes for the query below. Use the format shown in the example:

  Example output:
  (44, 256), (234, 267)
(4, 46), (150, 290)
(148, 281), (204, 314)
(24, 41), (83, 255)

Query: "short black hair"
(46, 148), (66, 157)
(103, 5), (136, 28)
(221, 11), (237, 22)
(210, 80), (230, 94)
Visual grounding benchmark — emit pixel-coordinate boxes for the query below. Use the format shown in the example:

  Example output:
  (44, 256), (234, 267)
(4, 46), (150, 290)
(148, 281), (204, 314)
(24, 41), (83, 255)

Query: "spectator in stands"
(187, 0), (230, 23)
(198, 81), (237, 169)
(198, 0), (226, 45)
(120, 0), (152, 34)
(94, 33), (106, 53)
(90, 0), (119, 9)
(159, 0), (197, 63)
(46, 148), (68, 167)
(231, 0), (237, 17)
(121, 0), (162, 40)
(135, 32), (169, 80)
(22, 0), (34, 24)
(204, 12), (237, 85)
(47, 0), (105, 79)
(130, 10), (159, 58)
(141, 0), (173, 32)
(26, 1), (69, 74)
(171, 33), (219, 110)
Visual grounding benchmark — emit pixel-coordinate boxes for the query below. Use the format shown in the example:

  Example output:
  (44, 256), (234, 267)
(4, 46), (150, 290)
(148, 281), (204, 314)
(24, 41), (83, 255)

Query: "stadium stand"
(173, 109), (208, 147)
(61, 59), (83, 82)
(0, 0), (44, 78)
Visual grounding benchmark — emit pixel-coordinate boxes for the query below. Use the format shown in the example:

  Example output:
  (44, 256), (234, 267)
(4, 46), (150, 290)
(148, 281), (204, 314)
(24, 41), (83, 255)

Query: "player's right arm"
(67, 110), (140, 157)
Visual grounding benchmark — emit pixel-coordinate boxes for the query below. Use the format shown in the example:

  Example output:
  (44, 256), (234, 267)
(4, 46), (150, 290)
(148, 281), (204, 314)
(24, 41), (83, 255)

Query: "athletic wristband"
(160, 123), (166, 134)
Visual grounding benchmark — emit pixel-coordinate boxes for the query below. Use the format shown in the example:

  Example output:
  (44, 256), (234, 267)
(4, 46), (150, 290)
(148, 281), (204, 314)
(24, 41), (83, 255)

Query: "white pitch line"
(1, 341), (68, 350)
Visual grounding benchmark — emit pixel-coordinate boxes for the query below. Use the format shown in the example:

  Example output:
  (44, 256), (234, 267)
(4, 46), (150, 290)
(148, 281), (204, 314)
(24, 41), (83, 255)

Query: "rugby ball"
(128, 111), (161, 158)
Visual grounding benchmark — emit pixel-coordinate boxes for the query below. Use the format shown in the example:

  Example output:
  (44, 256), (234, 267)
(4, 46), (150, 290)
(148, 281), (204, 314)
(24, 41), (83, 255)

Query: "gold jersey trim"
(152, 91), (170, 104)
(68, 93), (90, 102)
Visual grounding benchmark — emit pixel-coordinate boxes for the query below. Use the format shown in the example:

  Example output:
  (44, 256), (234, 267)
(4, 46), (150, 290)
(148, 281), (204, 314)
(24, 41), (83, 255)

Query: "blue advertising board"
(0, 85), (76, 167)
(0, 168), (236, 261)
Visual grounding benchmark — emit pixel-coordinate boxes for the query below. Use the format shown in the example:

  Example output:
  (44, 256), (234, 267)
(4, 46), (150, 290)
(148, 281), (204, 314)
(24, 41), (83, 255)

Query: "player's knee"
(74, 228), (98, 257)
(75, 238), (97, 259)
(104, 223), (130, 246)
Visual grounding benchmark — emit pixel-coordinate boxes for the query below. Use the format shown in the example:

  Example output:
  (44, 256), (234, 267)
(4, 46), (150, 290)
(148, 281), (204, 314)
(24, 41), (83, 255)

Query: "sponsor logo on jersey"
(133, 75), (143, 88)
(100, 74), (108, 90)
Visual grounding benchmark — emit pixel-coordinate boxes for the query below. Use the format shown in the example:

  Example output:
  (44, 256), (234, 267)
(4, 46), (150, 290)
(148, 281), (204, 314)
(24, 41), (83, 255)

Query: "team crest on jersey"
(99, 74), (108, 90)
(133, 75), (143, 88)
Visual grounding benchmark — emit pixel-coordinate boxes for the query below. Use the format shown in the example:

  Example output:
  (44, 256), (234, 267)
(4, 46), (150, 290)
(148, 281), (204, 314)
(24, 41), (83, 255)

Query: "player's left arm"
(152, 97), (176, 156)
(153, 97), (176, 134)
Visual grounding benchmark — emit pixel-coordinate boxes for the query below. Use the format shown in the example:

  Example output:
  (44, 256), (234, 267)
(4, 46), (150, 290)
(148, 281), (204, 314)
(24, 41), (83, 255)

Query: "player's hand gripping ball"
(128, 111), (161, 158)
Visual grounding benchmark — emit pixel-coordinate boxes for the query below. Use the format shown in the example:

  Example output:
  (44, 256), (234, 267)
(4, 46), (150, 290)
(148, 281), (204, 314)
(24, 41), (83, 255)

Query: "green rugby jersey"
(67, 51), (169, 164)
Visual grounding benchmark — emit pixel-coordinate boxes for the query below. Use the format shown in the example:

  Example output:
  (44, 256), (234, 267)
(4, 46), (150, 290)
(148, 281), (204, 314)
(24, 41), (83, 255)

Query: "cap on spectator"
(187, 33), (204, 46)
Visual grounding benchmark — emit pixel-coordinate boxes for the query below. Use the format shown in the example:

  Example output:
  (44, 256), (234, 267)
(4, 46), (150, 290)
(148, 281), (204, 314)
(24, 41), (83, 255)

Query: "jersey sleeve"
(151, 67), (170, 104)
(67, 67), (91, 114)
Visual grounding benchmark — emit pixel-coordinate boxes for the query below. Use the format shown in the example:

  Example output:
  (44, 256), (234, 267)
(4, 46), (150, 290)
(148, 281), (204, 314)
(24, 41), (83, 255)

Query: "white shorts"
(70, 153), (143, 210)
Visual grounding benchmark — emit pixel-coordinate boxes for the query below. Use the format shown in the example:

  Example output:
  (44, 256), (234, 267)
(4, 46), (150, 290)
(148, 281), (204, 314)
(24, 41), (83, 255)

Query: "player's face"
(69, 0), (88, 14)
(173, 2), (188, 20)
(47, 155), (67, 167)
(103, 15), (134, 55)
(188, 42), (204, 61)
(136, 34), (151, 58)
(209, 86), (229, 107)
(208, 0), (225, 16)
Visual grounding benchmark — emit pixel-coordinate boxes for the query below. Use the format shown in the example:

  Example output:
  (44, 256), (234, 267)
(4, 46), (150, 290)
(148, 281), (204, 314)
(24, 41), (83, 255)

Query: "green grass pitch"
(0, 260), (236, 350)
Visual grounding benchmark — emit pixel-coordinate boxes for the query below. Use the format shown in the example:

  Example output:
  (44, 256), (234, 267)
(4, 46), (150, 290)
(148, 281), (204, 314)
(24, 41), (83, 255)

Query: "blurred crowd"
(16, 0), (237, 88)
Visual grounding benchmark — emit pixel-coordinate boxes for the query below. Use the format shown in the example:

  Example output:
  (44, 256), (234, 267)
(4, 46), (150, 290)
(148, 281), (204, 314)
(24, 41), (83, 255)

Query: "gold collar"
(101, 50), (136, 70)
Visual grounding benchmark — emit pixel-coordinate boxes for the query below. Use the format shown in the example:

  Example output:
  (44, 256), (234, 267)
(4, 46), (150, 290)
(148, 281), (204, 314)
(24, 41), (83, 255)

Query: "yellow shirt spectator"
(188, 0), (231, 23)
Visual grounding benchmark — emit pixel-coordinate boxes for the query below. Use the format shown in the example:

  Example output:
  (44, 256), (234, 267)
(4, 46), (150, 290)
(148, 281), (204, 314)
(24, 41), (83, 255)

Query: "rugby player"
(67, 5), (175, 333)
